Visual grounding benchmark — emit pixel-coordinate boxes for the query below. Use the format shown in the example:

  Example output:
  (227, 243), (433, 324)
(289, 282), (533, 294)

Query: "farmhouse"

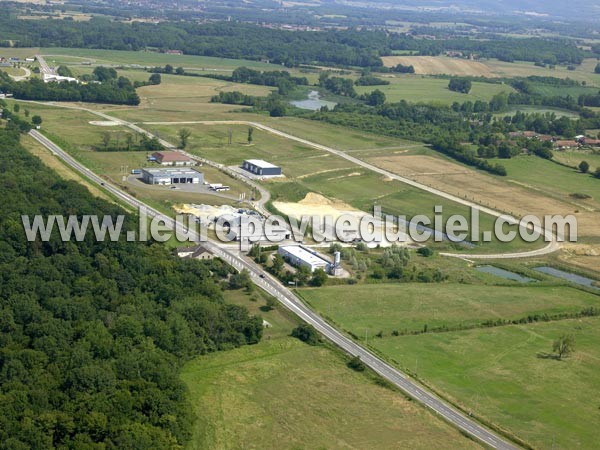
(176, 245), (214, 260)
(152, 151), (195, 166)
(142, 167), (203, 185)
(582, 138), (600, 147)
(553, 140), (577, 149)
(242, 159), (282, 177)
(278, 245), (331, 273)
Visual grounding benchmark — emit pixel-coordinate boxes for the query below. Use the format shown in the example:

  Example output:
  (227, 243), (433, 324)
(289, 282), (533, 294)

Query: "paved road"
(9, 67), (31, 82)
(29, 128), (520, 450)
(35, 54), (56, 76)
(141, 120), (560, 260)
(22, 102), (559, 259)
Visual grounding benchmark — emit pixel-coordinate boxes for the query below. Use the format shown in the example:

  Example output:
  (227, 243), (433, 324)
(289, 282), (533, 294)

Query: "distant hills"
(332, 0), (600, 20)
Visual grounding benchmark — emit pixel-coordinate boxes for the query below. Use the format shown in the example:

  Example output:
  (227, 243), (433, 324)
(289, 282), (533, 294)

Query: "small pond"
(476, 265), (536, 283)
(290, 90), (337, 111)
(534, 266), (600, 291)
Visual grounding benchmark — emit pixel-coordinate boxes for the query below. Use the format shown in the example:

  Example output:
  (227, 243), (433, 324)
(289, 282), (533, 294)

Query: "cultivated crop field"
(180, 289), (481, 450)
(381, 56), (495, 76)
(367, 151), (600, 238)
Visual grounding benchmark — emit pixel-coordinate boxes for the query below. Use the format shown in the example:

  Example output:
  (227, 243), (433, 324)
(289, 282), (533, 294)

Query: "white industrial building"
(242, 159), (282, 177)
(43, 73), (79, 83)
(142, 168), (203, 185)
(278, 245), (332, 273)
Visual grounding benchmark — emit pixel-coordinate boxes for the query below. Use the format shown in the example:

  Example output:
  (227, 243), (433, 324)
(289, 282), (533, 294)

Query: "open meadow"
(299, 282), (600, 337)
(372, 317), (600, 450)
(354, 75), (515, 104)
(180, 289), (482, 450)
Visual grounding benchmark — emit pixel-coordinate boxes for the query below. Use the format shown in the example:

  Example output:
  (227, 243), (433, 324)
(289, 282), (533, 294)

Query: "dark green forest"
(0, 14), (587, 67)
(0, 126), (262, 449)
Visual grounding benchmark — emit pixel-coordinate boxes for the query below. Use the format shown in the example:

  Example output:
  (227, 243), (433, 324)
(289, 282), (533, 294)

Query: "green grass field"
(146, 123), (355, 178)
(372, 317), (600, 449)
(38, 47), (282, 71)
(528, 83), (598, 98)
(495, 105), (580, 120)
(489, 154), (600, 207)
(354, 76), (515, 104)
(553, 149), (600, 171)
(180, 289), (481, 450)
(299, 282), (600, 335)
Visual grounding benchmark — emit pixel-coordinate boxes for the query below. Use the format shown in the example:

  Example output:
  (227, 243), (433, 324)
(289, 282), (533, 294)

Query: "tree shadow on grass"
(536, 352), (562, 361)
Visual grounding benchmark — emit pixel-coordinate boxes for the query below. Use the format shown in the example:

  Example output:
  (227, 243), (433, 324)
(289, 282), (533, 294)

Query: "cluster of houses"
(0, 56), (35, 67)
(508, 131), (600, 149)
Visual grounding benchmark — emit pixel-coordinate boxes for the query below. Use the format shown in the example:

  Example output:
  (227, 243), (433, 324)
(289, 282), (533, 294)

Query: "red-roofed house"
(553, 140), (577, 149)
(151, 151), (195, 166)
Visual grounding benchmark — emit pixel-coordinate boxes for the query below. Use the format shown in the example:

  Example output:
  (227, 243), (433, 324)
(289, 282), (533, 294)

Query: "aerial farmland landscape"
(0, 1), (599, 449)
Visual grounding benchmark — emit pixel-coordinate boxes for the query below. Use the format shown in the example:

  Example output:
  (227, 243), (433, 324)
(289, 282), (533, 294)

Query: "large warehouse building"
(242, 159), (282, 177)
(142, 168), (203, 185)
(278, 245), (331, 273)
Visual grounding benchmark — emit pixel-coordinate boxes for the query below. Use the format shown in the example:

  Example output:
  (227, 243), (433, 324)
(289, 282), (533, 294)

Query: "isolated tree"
(31, 115), (42, 126)
(263, 296), (278, 311)
(228, 269), (252, 290)
(175, 67), (185, 75)
(595, 63), (600, 74)
(271, 254), (285, 275)
(553, 334), (575, 359)
(101, 132), (111, 149)
(310, 268), (328, 287)
(164, 64), (174, 74)
(291, 323), (320, 345)
(579, 161), (590, 173)
(149, 73), (162, 85)
(347, 356), (366, 372)
(269, 102), (286, 117)
(594, 168), (600, 179)
(366, 89), (386, 106)
(24, 108), (30, 118)
(126, 133), (134, 151)
(247, 127), (254, 144)
(178, 128), (192, 149)
(417, 247), (434, 257)
(448, 78), (472, 94)
(13, 104), (20, 113)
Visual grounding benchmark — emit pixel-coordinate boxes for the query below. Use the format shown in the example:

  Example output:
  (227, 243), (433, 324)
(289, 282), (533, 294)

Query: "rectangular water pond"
(534, 266), (600, 291)
(476, 265), (536, 283)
